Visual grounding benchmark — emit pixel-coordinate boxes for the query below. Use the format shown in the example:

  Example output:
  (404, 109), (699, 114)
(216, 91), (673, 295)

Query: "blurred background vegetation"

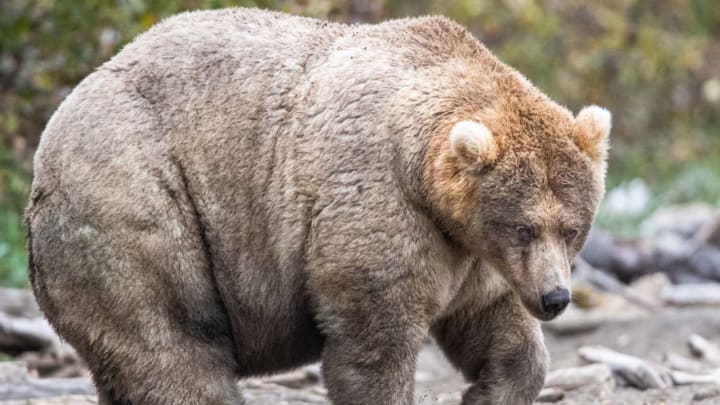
(1, 0), (719, 287)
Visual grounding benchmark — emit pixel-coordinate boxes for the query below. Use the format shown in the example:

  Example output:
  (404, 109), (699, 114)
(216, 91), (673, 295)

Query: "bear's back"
(38, 8), (493, 165)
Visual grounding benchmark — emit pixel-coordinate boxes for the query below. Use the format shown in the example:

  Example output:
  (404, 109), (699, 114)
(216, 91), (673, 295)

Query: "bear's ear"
(449, 120), (499, 167)
(573, 105), (611, 164)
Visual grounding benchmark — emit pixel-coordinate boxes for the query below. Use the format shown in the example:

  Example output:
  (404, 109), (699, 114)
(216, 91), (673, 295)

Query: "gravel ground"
(415, 307), (720, 405)
(4, 308), (720, 404)
(541, 307), (720, 405)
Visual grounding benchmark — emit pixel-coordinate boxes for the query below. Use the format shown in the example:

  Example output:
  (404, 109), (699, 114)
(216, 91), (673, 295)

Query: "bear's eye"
(563, 228), (579, 241)
(516, 225), (534, 243)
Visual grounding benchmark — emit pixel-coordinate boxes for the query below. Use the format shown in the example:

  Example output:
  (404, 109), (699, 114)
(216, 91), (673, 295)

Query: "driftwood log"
(578, 346), (673, 389)
(664, 352), (712, 373)
(0, 288), (62, 356)
(0, 288), (84, 378)
(544, 363), (614, 391)
(670, 369), (720, 386)
(0, 362), (95, 401)
(0, 313), (62, 356)
(662, 284), (720, 307)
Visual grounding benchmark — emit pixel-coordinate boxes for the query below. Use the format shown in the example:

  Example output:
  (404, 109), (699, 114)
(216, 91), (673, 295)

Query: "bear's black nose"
(541, 289), (570, 316)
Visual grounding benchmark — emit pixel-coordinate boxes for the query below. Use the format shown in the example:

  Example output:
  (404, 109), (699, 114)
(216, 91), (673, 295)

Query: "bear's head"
(425, 86), (611, 321)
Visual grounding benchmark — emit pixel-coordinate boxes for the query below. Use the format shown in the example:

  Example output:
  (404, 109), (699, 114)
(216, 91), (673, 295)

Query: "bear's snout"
(540, 288), (570, 318)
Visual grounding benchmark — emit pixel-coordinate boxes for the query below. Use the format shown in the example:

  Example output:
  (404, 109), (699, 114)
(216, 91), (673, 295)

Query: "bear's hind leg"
(27, 184), (243, 404)
(86, 335), (243, 405)
(431, 292), (548, 405)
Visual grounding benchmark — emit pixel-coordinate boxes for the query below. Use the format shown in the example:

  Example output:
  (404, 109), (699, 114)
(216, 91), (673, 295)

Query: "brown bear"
(25, 7), (611, 405)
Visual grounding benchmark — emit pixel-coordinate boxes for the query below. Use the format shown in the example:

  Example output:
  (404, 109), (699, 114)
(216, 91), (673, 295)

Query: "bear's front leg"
(320, 317), (424, 405)
(304, 190), (456, 405)
(431, 292), (549, 405)
(311, 267), (428, 405)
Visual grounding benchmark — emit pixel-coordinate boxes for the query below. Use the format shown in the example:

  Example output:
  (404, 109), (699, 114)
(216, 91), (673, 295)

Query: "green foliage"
(1, 0), (292, 287)
(0, 146), (31, 287)
(596, 129), (720, 238)
(412, 0), (720, 192)
(1, 0), (720, 285)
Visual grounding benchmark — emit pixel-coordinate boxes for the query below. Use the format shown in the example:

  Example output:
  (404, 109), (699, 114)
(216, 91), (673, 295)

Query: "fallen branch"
(661, 284), (720, 307)
(0, 313), (61, 355)
(578, 346), (672, 389)
(544, 363), (614, 391)
(670, 369), (720, 385)
(0, 362), (94, 400)
(664, 352), (712, 373)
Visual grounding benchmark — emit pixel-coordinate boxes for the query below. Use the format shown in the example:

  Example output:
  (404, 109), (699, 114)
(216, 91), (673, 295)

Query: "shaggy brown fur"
(26, 7), (610, 405)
